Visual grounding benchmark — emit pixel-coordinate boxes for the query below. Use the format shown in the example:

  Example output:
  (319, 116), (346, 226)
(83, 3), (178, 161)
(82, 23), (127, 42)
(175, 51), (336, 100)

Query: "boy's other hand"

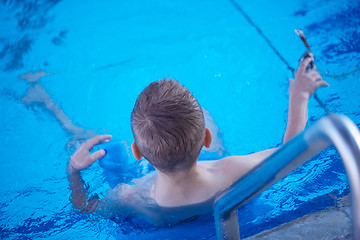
(289, 57), (329, 100)
(67, 135), (112, 174)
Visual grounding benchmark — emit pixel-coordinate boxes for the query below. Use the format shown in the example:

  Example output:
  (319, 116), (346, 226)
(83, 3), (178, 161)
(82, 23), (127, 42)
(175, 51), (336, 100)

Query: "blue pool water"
(1, 0), (359, 239)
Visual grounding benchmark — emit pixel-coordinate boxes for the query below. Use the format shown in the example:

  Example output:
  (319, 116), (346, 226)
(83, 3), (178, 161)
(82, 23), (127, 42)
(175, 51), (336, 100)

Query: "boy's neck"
(156, 164), (200, 187)
(154, 163), (209, 206)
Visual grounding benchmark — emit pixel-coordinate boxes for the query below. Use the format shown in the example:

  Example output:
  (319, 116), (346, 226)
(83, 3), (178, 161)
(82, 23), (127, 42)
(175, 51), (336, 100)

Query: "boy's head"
(131, 79), (206, 173)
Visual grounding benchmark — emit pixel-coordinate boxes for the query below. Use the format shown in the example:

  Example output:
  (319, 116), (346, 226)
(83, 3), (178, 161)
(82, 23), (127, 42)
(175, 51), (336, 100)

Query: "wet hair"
(131, 79), (205, 173)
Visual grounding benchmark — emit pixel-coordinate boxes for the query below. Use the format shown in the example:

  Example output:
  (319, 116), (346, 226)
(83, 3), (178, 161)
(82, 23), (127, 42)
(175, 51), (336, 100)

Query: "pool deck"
(246, 197), (352, 240)
(246, 196), (352, 240)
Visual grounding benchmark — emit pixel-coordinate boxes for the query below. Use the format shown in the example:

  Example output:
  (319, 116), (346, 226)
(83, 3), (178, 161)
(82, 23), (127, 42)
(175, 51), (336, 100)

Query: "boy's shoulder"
(199, 148), (278, 186)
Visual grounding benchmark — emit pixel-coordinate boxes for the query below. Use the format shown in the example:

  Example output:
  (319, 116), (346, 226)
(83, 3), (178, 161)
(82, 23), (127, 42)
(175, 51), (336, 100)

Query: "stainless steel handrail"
(214, 114), (360, 240)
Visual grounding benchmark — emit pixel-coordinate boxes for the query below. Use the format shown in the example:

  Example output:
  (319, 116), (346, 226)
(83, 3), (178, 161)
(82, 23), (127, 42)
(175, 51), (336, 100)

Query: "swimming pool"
(0, 0), (359, 239)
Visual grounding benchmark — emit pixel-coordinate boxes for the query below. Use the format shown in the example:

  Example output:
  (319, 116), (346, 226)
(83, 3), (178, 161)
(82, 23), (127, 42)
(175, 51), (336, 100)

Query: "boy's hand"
(289, 57), (329, 100)
(67, 135), (112, 174)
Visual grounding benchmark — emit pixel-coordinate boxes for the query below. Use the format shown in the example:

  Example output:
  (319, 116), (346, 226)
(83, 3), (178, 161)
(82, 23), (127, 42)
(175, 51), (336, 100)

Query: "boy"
(65, 57), (328, 223)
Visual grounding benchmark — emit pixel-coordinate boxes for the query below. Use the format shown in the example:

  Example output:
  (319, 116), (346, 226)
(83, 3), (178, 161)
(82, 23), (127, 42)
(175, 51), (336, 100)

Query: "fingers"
(89, 149), (106, 164)
(307, 71), (329, 85)
(317, 79), (329, 88)
(83, 135), (112, 150)
(308, 70), (322, 80)
(298, 57), (313, 73)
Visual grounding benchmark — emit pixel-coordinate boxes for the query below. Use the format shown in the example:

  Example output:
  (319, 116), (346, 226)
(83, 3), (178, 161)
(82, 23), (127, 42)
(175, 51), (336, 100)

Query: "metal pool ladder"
(214, 114), (360, 240)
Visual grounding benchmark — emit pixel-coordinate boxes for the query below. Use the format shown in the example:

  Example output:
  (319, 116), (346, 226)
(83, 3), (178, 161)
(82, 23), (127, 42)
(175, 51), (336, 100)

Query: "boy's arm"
(283, 57), (329, 143)
(67, 135), (112, 213)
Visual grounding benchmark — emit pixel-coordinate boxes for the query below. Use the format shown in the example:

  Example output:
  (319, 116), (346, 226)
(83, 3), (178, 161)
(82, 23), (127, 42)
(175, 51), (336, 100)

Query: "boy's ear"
(131, 142), (143, 161)
(204, 128), (212, 148)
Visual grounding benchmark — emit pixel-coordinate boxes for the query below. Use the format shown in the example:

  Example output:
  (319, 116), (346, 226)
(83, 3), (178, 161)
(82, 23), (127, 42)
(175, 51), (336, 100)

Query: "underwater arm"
(66, 135), (112, 213)
(282, 57), (329, 143)
(67, 170), (101, 213)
